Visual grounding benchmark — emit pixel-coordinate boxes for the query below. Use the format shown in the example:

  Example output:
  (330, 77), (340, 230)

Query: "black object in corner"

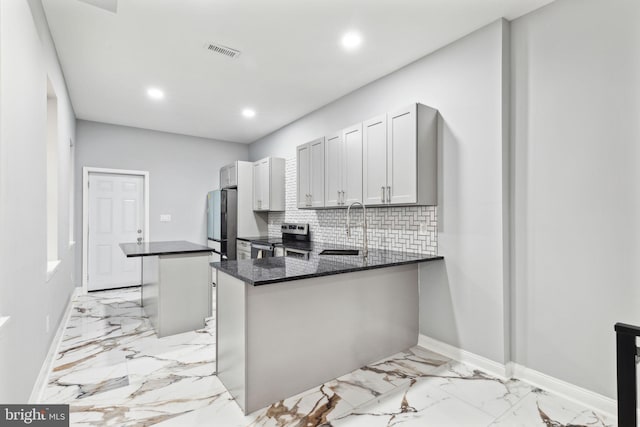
(615, 322), (640, 427)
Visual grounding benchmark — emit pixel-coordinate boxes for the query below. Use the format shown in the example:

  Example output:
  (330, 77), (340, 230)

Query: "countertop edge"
(215, 256), (444, 286)
(119, 241), (213, 258)
(124, 248), (213, 258)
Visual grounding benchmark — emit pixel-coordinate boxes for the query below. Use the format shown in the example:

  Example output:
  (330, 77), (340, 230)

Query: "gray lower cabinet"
(142, 253), (211, 338)
(216, 264), (418, 414)
(237, 239), (251, 260)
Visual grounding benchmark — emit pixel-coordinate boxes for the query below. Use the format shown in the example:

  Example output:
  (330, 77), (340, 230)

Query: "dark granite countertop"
(120, 240), (212, 257)
(211, 243), (443, 285)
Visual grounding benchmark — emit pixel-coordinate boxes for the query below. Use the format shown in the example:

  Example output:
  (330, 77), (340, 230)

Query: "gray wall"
(511, 0), (640, 399)
(0, 0), (77, 402)
(250, 21), (512, 364)
(250, 0), (640, 403)
(74, 120), (249, 282)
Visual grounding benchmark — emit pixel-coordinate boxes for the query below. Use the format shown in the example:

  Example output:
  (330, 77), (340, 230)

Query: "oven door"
(284, 247), (310, 260)
(251, 243), (274, 259)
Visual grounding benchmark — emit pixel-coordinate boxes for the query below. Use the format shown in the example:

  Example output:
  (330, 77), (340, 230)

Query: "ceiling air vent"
(204, 43), (241, 59)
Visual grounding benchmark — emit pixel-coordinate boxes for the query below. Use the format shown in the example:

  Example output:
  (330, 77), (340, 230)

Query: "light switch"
(160, 214), (172, 222)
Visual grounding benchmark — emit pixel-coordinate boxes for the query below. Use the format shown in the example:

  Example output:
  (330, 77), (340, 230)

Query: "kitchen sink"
(319, 249), (360, 256)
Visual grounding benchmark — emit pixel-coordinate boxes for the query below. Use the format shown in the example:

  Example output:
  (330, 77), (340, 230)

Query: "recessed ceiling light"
(242, 108), (256, 118)
(341, 31), (362, 50)
(147, 87), (165, 100)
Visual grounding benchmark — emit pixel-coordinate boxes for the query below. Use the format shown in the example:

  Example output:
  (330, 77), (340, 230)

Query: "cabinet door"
(220, 166), (228, 189)
(252, 162), (262, 210)
(309, 138), (325, 207)
(387, 105), (417, 204)
(259, 159), (270, 210)
(296, 144), (310, 208)
(362, 114), (388, 205)
(228, 162), (237, 187)
(342, 123), (362, 206)
(324, 133), (342, 207)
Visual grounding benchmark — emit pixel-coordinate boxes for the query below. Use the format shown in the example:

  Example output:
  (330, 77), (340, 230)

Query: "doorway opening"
(82, 167), (149, 293)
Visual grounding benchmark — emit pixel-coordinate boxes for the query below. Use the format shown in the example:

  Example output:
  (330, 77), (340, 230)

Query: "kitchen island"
(212, 246), (443, 414)
(120, 240), (212, 338)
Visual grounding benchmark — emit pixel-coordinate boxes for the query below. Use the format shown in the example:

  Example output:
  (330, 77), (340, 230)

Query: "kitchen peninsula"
(120, 240), (212, 338)
(212, 247), (443, 414)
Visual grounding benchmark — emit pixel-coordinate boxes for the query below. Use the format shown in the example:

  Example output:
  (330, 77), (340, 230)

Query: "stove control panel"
(281, 223), (309, 236)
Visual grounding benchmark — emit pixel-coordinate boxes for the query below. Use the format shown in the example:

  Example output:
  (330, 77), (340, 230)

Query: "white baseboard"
(418, 334), (625, 420)
(418, 334), (511, 380)
(29, 287), (80, 403)
(511, 363), (617, 419)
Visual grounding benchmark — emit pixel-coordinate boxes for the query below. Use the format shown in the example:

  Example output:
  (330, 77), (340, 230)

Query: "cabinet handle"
(340, 190), (343, 205)
(387, 186), (391, 204)
(381, 186), (385, 203)
(337, 190), (340, 205)
(342, 190), (345, 204)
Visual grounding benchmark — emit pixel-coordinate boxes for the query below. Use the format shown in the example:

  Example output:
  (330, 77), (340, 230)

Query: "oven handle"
(284, 248), (308, 254)
(251, 243), (274, 251)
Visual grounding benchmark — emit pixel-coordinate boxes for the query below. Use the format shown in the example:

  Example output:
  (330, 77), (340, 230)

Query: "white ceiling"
(42, 0), (554, 144)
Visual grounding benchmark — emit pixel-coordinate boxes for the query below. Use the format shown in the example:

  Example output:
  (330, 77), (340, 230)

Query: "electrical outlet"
(419, 222), (428, 235)
(160, 214), (172, 222)
(46, 315), (50, 333)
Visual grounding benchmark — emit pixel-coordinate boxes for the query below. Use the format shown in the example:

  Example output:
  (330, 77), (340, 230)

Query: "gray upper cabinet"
(341, 123), (363, 206)
(387, 105), (418, 204)
(299, 102), (437, 209)
(324, 124), (362, 207)
(253, 157), (285, 211)
(297, 143), (310, 208)
(220, 162), (238, 189)
(363, 114), (388, 205)
(363, 103), (437, 206)
(324, 133), (342, 207)
(297, 138), (324, 209)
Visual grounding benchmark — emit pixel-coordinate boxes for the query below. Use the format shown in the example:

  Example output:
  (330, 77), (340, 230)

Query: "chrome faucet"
(346, 202), (368, 258)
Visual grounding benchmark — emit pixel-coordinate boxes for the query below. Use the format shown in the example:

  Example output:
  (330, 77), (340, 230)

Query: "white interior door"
(88, 172), (145, 291)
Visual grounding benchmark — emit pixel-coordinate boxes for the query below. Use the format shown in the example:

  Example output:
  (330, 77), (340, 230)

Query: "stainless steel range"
(249, 223), (311, 259)
(280, 223), (311, 259)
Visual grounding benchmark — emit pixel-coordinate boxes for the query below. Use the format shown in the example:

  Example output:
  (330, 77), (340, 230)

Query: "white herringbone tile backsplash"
(268, 158), (438, 255)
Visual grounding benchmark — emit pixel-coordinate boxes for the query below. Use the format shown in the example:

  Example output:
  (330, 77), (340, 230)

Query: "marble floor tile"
(361, 347), (450, 382)
(325, 346), (449, 409)
(332, 378), (496, 427)
(41, 288), (615, 427)
(490, 389), (615, 427)
(421, 361), (534, 417)
(250, 383), (355, 426)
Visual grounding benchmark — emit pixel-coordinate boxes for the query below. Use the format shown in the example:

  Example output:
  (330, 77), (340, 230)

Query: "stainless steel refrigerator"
(207, 189), (237, 260)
